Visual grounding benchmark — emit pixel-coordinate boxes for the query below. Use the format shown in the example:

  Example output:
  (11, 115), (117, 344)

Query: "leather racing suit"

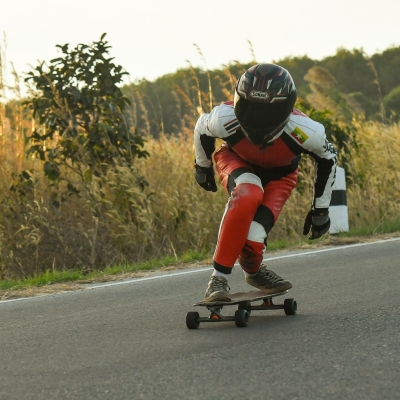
(194, 100), (338, 274)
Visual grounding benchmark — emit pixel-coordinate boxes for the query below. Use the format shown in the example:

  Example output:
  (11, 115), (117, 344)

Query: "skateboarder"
(194, 63), (337, 302)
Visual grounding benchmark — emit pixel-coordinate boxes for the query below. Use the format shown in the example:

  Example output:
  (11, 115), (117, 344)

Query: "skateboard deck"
(193, 290), (288, 307)
(186, 289), (297, 329)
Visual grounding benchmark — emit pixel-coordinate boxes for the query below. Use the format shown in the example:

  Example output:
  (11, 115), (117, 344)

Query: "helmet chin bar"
(241, 115), (290, 146)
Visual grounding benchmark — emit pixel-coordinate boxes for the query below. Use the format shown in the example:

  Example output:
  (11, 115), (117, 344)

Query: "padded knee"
(228, 182), (264, 219)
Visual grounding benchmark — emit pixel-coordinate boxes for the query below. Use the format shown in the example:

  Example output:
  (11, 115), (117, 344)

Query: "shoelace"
(258, 267), (282, 283)
(211, 277), (230, 291)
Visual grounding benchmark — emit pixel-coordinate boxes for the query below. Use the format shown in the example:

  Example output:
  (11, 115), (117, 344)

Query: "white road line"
(265, 237), (400, 261)
(1, 237), (399, 305)
(88, 237), (400, 289)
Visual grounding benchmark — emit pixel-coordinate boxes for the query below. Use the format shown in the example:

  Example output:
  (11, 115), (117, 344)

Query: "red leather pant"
(213, 145), (298, 274)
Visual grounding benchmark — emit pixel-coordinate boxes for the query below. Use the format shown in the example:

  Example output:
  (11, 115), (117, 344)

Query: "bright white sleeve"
(303, 124), (338, 209)
(286, 116), (338, 209)
(194, 103), (240, 167)
(194, 114), (213, 168)
(194, 106), (226, 168)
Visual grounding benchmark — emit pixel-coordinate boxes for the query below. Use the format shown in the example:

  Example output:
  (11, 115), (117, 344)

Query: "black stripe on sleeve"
(200, 135), (216, 160)
(224, 128), (246, 147)
(314, 158), (336, 198)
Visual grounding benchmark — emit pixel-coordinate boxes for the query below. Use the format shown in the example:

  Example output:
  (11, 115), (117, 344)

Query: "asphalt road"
(1, 239), (399, 400)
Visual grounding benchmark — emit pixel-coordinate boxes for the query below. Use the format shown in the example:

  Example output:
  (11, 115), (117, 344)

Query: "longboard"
(193, 290), (288, 307)
(186, 290), (297, 329)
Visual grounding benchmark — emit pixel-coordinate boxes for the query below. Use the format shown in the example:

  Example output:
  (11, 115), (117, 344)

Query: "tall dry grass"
(345, 121), (400, 230)
(2, 40), (398, 281)
(134, 120), (400, 245)
(0, 104), (399, 280)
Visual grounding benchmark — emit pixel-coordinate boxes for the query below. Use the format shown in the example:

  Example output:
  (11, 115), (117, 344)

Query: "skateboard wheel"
(186, 312), (200, 329)
(284, 298), (297, 315)
(234, 309), (249, 328)
(238, 301), (251, 316)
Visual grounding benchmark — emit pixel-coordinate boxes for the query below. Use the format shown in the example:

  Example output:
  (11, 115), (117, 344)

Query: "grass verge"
(1, 225), (400, 301)
(0, 249), (211, 295)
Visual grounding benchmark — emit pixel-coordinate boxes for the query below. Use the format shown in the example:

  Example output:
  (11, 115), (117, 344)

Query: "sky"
(1, 0), (399, 93)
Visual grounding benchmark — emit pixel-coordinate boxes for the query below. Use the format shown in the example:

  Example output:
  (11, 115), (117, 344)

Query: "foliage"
(383, 86), (400, 118)
(123, 61), (253, 137)
(303, 66), (365, 122)
(1, 119), (400, 281)
(122, 46), (400, 138)
(319, 48), (377, 97)
(1, 43), (400, 282)
(0, 35), (161, 280)
(371, 47), (400, 98)
(315, 47), (400, 120)
(24, 33), (149, 184)
(278, 55), (315, 97)
(295, 97), (358, 190)
(296, 97), (356, 154)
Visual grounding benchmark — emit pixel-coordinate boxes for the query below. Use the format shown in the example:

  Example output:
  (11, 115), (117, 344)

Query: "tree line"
(123, 46), (400, 138)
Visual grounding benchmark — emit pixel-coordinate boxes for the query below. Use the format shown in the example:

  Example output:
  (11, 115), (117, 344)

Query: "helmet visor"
(234, 88), (296, 125)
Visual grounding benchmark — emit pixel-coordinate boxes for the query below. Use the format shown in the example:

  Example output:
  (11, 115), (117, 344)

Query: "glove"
(194, 163), (217, 192)
(303, 208), (330, 240)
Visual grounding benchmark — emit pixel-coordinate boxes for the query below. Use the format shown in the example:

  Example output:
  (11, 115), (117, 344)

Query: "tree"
(319, 48), (376, 97)
(372, 47), (400, 97)
(278, 55), (315, 98)
(383, 86), (400, 118)
(25, 33), (149, 182)
(304, 66), (364, 122)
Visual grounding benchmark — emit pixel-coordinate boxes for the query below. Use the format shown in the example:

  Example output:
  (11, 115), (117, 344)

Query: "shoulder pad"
(207, 102), (240, 138)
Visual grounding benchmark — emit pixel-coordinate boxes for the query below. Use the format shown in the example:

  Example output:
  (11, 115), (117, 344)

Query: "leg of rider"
(213, 173), (264, 274)
(239, 170), (299, 275)
(238, 206), (274, 274)
(204, 146), (262, 301)
(212, 145), (264, 276)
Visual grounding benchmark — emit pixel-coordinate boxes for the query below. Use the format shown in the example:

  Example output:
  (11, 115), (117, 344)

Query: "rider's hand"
(194, 163), (217, 192)
(303, 208), (330, 240)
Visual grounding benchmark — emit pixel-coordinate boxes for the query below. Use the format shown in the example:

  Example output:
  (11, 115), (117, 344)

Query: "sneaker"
(204, 276), (231, 302)
(245, 263), (293, 294)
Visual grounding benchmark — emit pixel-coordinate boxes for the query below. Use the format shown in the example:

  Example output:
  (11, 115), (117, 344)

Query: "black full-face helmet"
(234, 63), (297, 145)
